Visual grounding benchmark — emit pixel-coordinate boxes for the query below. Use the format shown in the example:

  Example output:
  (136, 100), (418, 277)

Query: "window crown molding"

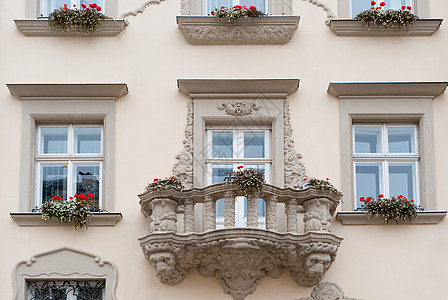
(328, 82), (448, 98)
(7, 83), (128, 100)
(177, 79), (299, 98)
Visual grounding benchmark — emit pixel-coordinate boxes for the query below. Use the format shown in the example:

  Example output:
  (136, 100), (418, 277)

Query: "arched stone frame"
(13, 247), (118, 300)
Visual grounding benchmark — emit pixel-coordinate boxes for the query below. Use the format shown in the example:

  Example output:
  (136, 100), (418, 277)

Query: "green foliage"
(360, 195), (422, 223)
(211, 6), (264, 23)
(355, 8), (418, 30)
(146, 176), (184, 192)
(39, 194), (95, 230)
(48, 4), (110, 35)
(225, 166), (265, 197)
(301, 177), (342, 195)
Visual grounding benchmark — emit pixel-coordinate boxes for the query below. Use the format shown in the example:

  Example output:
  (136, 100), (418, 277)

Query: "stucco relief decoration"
(172, 99), (194, 189)
(284, 99), (307, 188)
(119, 0), (166, 20)
(217, 101), (260, 116)
(298, 281), (362, 300)
(180, 25), (298, 45)
(303, 198), (334, 232)
(302, 0), (336, 25)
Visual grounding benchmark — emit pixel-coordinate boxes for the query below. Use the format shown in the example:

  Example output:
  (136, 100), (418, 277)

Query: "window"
(353, 124), (419, 209)
(328, 81), (448, 212)
(350, 0), (414, 17)
(337, 0), (427, 18)
(40, 0), (104, 17)
(36, 125), (103, 208)
(14, 247), (117, 300)
(206, 129), (270, 228)
(205, 0), (268, 14)
(27, 280), (105, 300)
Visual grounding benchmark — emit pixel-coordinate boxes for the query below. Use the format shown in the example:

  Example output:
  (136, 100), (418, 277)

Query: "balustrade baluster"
(266, 195), (278, 231)
(204, 196), (216, 231)
(246, 194), (259, 228)
(224, 191), (236, 228)
(183, 198), (194, 233)
(286, 198), (298, 233)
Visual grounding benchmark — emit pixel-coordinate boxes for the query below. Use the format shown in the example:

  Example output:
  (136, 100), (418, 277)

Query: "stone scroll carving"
(302, 0), (337, 26)
(140, 230), (343, 300)
(303, 198), (334, 233)
(284, 99), (307, 189)
(119, 0), (165, 20)
(217, 101), (260, 116)
(148, 199), (178, 233)
(172, 99), (194, 189)
(298, 281), (363, 300)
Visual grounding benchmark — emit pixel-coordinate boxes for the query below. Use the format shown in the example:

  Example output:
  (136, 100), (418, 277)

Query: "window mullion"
(383, 160), (389, 198)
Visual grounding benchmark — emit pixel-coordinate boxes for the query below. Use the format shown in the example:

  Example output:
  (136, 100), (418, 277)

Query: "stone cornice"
(327, 82), (448, 98)
(329, 19), (442, 37)
(7, 83), (128, 100)
(14, 19), (126, 37)
(336, 211), (447, 225)
(176, 15), (299, 45)
(177, 79), (299, 97)
(10, 212), (123, 226)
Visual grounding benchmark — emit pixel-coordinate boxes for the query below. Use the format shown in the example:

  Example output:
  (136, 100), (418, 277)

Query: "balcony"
(138, 183), (343, 300)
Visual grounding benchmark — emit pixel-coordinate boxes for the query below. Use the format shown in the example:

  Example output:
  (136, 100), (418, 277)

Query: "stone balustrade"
(138, 183), (343, 300)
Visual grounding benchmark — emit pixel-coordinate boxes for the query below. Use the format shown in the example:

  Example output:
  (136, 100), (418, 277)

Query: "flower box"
(329, 18), (442, 37)
(10, 212), (122, 226)
(14, 19), (126, 37)
(176, 15), (300, 45)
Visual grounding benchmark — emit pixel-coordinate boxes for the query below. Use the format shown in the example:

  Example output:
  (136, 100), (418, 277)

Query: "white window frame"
(25, 0), (118, 18)
(338, 0), (428, 18)
(352, 124), (420, 208)
(349, 0), (414, 18)
(35, 124), (104, 208)
(203, 0), (270, 15)
(40, 0), (106, 17)
(206, 128), (271, 229)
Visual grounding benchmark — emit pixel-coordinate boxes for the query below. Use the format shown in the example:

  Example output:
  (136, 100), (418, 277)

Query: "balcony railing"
(138, 182), (343, 300)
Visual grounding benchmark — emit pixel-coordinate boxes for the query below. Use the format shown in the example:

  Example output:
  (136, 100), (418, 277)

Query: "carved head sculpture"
(148, 251), (187, 285)
(304, 253), (331, 278)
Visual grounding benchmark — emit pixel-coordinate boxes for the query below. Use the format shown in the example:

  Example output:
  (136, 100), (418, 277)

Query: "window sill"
(336, 211), (447, 225)
(10, 212), (122, 226)
(176, 15), (300, 45)
(14, 19), (126, 37)
(329, 19), (442, 37)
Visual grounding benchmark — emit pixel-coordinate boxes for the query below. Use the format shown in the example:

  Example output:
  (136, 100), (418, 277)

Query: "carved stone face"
(149, 252), (177, 277)
(304, 253), (331, 277)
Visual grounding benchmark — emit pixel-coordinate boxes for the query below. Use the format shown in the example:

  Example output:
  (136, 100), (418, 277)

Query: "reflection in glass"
(389, 162), (416, 200)
(213, 165), (233, 218)
(40, 127), (68, 154)
(355, 162), (382, 208)
(74, 127), (102, 154)
(244, 131), (265, 158)
(388, 127), (415, 153)
(74, 163), (101, 208)
(212, 132), (233, 158)
(40, 163), (67, 203)
(354, 126), (382, 153)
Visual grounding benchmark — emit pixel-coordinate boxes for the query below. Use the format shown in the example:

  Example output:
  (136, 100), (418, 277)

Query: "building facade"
(1, 0), (448, 299)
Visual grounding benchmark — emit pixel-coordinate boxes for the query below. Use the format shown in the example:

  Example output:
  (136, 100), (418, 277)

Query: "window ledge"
(10, 212), (122, 226)
(14, 19), (126, 37)
(176, 15), (300, 45)
(336, 211), (447, 225)
(329, 19), (442, 37)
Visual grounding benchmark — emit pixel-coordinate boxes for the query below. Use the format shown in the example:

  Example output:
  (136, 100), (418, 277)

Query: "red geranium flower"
(376, 7), (380, 10)
(360, 197), (365, 201)
(249, 6), (257, 10)
(54, 195), (59, 200)
(237, 165), (243, 169)
(401, 5), (406, 9)
(371, 1), (376, 5)
(58, 197), (63, 201)
(63, 7), (67, 10)
(366, 196), (373, 202)
(96, 6), (101, 11)
(303, 177), (307, 181)
(326, 178), (329, 181)
(220, 6), (225, 9)
(88, 194), (94, 198)
(81, 4), (86, 8)
(407, 6), (411, 10)
(380, 2), (385, 6)
(70, 197), (73, 200)
(411, 200), (414, 202)
(378, 194), (384, 198)
(211, 10), (214, 15)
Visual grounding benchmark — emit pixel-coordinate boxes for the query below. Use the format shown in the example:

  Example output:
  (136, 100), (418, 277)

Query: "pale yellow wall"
(1, 0), (448, 299)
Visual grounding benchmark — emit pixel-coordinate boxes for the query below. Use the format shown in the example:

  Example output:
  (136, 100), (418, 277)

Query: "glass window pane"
(74, 127), (102, 154)
(240, 0), (266, 12)
(354, 126), (382, 154)
(244, 132), (265, 158)
(389, 162), (416, 201)
(388, 127), (416, 153)
(40, 127), (68, 154)
(212, 164), (233, 184)
(74, 163), (101, 208)
(212, 132), (233, 158)
(80, 0), (104, 8)
(355, 162), (382, 208)
(206, 0), (233, 14)
(351, 0), (371, 17)
(42, 0), (67, 16)
(40, 163), (67, 204)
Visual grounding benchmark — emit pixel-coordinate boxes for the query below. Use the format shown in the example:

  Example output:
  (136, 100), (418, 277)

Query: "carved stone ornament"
(177, 16), (299, 45)
(140, 229), (343, 300)
(284, 99), (308, 188)
(217, 101), (260, 116)
(172, 99), (194, 189)
(302, 0), (336, 26)
(298, 281), (362, 300)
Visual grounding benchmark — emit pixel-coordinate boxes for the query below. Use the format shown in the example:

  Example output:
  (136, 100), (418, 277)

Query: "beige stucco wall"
(1, 0), (447, 299)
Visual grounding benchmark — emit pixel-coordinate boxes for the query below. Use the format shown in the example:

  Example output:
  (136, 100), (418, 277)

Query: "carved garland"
(217, 101), (260, 116)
